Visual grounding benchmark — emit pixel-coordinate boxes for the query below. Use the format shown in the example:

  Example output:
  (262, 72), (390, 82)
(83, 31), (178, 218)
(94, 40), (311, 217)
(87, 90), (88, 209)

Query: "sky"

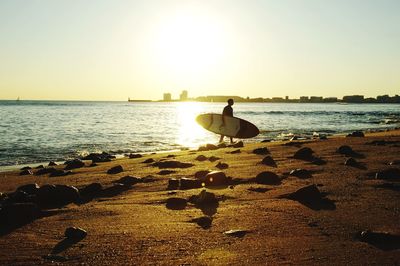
(0, 0), (399, 101)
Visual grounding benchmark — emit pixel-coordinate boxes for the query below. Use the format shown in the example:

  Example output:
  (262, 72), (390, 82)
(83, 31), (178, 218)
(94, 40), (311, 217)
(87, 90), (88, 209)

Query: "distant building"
(323, 97), (338, 103)
(163, 93), (172, 101)
(180, 90), (188, 101)
(343, 95), (364, 103)
(299, 96), (309, 102)
(309, 96), (323, 103)
(285, 96), (289, 100)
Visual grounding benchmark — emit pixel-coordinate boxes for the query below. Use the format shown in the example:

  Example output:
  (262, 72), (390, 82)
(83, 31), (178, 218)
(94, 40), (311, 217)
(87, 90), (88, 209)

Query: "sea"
(0, 100), (399, 171)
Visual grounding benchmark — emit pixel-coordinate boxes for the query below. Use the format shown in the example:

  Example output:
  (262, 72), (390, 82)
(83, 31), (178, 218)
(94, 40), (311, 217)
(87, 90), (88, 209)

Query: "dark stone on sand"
(223, 229), (248, 238)
(128, 153), (142, 159)
(0, 203), (40, 226)
(255, 171), (281, 185)
(50, 170), (72, 177)
(194, 170), (211, 180)
(261, 139), (271, 143)
(35, 165), (44, 169)
(89, 163), (98, 167)
(191, 216), (212, 229)
(114, 176), (142, 186)
(79, 183), (103, 197)
(20, 169), (33, 176)
(345, 158), (358, 167)
(167, 178), (180, 190)
(64, 159), (85, 170)
(17, 183), (40, 195)
(37, 185), (79, 208)
(375, 168), (400, 181)
(166, 154), (176, 158)
(217, 143), (227, 148)
(289, 169), (312, 179)
(189, 190), (218, 206)
(195, 155), (208, 161)
(293, 147), (314, 160)
(230, 149), (241, 154)
(101, 183), (129, 197)
(158, 170), (176, 175)
(166, 197), (187, 210)
(290, 136), (298, 141)
(204, 171), (231, 187)
(347, 131), (364, 137)
(142, 158), (155, 164)
(65, 227), (87, 240)
(215, 162), (229, 170)
(280, 184), (336, 210)
(48, 161), (57, 166)
(248, 187), (270, 193)
(198, 144), (218, 151)
(35, 167), (57, 175)
(337, 145), (354, 156)
(107, 165), (123, 174)
(153, 160), (194, 169)
(231, 141), (244, 148)
(20, 166), (32, 170)
(357, 230), (400, 251)
(319, 135), (328, 140)
(82, 152), (115, 162)
(253, 147), (269, 155)
(180, 178), (202, 190)
(261, 156), (277, 167)
(8, 190), (31, 203)
(208, 156), (220, 162)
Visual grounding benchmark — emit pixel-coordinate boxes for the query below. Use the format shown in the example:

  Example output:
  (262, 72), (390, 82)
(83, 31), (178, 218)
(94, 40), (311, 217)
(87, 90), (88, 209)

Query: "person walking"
(219, 98), (234, 143)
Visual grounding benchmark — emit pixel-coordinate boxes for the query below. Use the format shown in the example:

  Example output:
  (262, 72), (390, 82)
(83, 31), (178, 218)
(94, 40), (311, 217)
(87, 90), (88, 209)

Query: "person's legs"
(219, 135), (224, 143)
(230, 137), (234, 144)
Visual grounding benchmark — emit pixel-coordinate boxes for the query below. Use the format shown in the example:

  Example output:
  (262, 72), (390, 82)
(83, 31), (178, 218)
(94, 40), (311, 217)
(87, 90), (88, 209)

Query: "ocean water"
(0, 100), (399, 169)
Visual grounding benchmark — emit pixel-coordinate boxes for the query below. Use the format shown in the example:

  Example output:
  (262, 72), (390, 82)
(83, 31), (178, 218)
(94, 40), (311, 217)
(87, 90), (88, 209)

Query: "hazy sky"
(0, 0), (399, 100)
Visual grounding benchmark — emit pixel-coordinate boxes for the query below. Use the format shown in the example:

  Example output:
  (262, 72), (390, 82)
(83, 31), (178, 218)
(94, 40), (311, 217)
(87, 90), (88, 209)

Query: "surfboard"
(196, 113), (260, 138)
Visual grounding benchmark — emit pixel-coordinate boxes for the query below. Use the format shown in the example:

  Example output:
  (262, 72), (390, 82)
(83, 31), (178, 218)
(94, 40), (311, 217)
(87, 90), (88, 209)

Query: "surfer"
(219, 98), (234, 143)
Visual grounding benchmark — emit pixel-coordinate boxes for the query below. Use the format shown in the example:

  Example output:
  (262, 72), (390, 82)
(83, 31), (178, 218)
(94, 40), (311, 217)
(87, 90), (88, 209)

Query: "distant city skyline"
(1, 0), (399, 101)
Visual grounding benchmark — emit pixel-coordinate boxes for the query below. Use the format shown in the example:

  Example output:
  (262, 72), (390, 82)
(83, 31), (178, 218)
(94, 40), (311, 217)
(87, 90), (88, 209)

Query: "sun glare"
(151, 7), (228, 84)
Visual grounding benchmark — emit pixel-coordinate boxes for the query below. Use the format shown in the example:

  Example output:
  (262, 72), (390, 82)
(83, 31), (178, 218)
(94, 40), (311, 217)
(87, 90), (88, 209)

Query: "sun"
(150, 7), (228, 84)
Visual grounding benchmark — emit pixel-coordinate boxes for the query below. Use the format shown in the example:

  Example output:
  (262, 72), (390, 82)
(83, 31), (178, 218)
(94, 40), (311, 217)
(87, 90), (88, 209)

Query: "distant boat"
(16, 97), (20, 102)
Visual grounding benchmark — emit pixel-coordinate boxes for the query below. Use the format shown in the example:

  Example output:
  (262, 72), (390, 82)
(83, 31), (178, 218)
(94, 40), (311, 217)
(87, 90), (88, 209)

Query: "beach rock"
(194, 170), (211, 180)
(35, 167), (57, 175)
(347, 131), (364, 137)
(283, 184), (322, 202)
(158, 170), (176, 175)
(20, 169), (33, 176)
(101, 183), (129, 197)
(195, 155), (208, 161)
(48, 161), (57, 166)
(166, 197), (187, 210)
(261, 139), (271, 143)
(79, 183), (103, 197)
(319, 135), (328, 140)
(255, 171), (281, 185)
(375, 168), (400, 181)
(65, 227), (87, 240)
(204, 171), (230, 187)
(217, 143), (227, 148)
(190, 216), (212, 229)
(198, 144), (218, 151)
(37, 185), (79, 208)
(231, 141), (244, 148)
(35, 165), (44, 169)
(357, 230), (400, 250)
(64, 159), (85, 170)
(345, 158), (359, 167)
(8, 190), (31, 203)
(261, 156), (277, 167)
(17, 183), (40, 195)
(293, 147), (314, 160)
(337, 145), (354, 156)
(82, 152), (115, 162)
(20, 166), (32, 170)
(89, 163), (98, 167)
(189, 190), (218, 206)
(253, 147), (269, 155)
(230, 149), (241, 154)
(107, 165), (123, 174)
(128, 153), (142, 159)
(142, 158), (155, 164)
(0, 203), (40, 226)
(166, 154), (176, 158)
(216, 162), (229, 170)
(248, 187), (270, 193)
(180, 178), (202, 190)
(290, 136), (298, 141)
(114, 175), (142, 186)
(153, 160), (194, 169)
(49, 169), (72, 177)
(167, 179), (180, 190)
(289, 169), (312, 179)
(223, 229), (248, 238)
(208, 156), (220, 162)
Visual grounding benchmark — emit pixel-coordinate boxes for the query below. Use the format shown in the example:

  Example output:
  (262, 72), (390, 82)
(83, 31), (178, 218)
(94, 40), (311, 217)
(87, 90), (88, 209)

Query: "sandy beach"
(1, 130), (400, 265)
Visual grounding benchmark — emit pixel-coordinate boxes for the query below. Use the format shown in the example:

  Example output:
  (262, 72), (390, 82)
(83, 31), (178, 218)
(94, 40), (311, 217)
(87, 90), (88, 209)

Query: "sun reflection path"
(176, 102), (215, 148)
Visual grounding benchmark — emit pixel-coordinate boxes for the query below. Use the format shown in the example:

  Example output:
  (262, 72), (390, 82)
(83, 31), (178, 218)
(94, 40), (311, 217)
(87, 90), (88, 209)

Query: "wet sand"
(1, 130), (400, 265)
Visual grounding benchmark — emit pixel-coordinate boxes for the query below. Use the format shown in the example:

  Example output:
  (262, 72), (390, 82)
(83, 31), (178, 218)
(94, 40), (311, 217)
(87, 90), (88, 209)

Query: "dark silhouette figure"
(219, 99), (234, 143)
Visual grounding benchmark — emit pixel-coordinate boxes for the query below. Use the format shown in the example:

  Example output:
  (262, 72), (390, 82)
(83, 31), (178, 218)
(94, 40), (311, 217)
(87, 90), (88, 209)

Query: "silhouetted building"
(163, 93), (172, 101)
(299, 96), (309, 102)
(310, 96), (323, 103)
(180, 90), (188, 101)
(323, 97), (338, 102)
(343, 95), (364, 103)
